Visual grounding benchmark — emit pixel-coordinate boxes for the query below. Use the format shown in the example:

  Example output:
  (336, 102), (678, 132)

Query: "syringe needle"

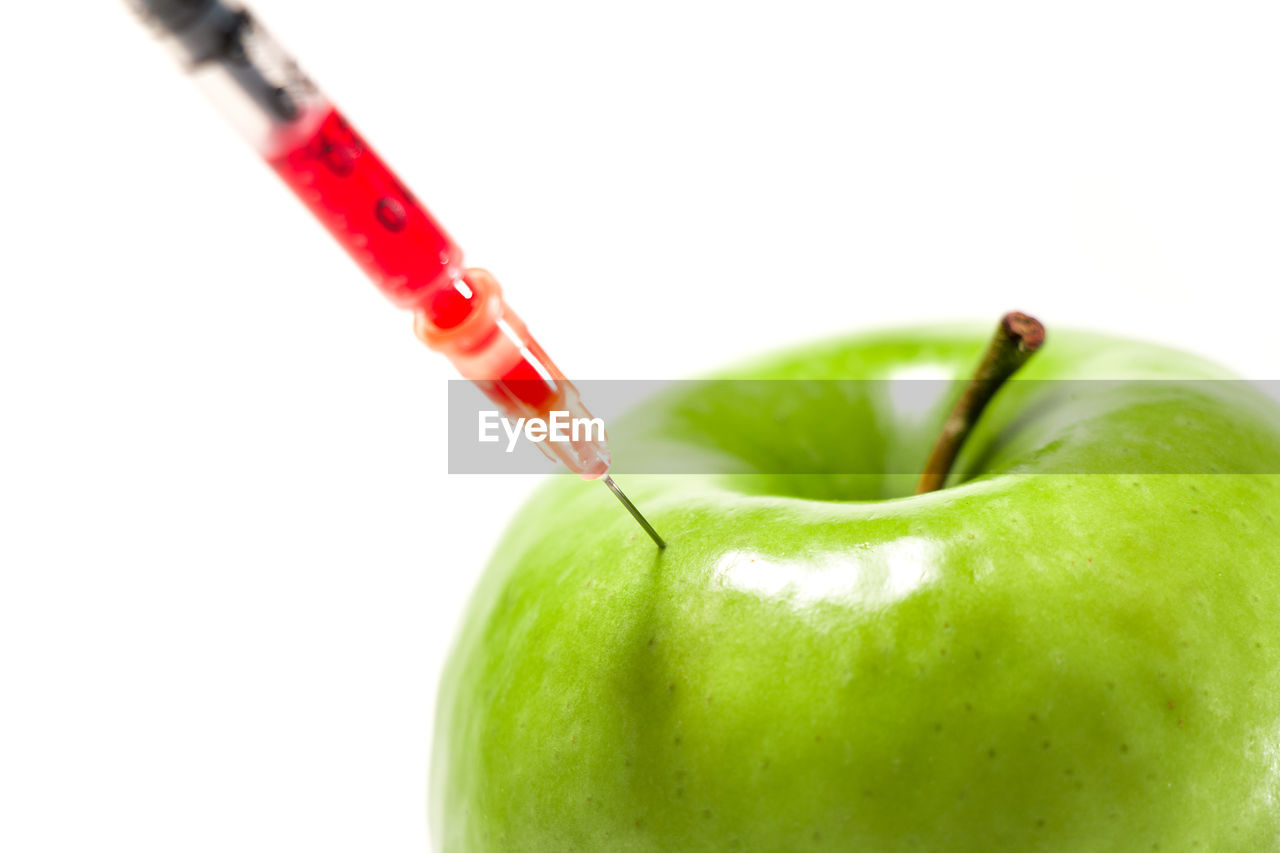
(603, 476), (666, 549)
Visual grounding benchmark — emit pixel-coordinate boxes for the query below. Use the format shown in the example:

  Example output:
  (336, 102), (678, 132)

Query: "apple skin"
(431, 327), (1280, 851)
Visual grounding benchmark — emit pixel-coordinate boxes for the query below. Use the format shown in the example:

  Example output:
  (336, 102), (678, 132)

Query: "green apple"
(431, 326), (1280, 851)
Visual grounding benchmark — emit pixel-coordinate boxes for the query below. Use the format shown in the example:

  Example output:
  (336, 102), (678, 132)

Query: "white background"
(3, 1), (1279, 850)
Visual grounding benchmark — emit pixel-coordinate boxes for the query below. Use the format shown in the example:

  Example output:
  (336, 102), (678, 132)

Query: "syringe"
(127, 0), (665, 548)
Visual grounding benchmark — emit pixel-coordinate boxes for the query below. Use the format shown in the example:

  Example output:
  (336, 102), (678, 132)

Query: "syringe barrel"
(131, 1), (612, 480)
(130, 0), (325, 154)
(267, 108), (464, 312)
(129, 0), (463, 312)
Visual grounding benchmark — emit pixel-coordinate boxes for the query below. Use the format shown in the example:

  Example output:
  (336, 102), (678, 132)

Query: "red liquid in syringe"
(268, 107), (472, 327)
(267, 106), (570, 419)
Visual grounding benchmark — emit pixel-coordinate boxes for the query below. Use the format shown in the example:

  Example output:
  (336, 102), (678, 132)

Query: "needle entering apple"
(603, 476), (667, 549)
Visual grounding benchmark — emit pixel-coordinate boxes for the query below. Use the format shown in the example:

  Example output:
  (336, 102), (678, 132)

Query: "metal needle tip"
(603, 475), (666, 549)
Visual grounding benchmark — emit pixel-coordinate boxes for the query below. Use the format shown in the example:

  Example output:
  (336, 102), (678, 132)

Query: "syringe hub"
(414, 269), (611, 480)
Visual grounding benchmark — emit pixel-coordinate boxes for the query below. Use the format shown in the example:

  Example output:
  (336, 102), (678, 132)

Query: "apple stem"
(915, 312), (1046, 494)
